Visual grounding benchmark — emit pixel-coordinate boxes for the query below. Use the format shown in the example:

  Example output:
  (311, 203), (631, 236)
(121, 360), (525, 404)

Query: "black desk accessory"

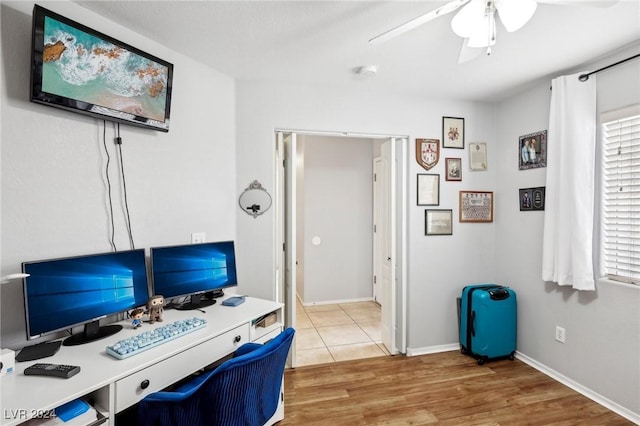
(16, 340), (62, 362)
(24, 363), (80, 379)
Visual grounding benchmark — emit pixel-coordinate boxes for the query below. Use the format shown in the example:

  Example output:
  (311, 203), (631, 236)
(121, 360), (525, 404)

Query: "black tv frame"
(30, 5), (173, 132)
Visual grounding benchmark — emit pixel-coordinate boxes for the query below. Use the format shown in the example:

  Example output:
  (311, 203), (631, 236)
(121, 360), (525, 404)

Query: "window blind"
(602, 112), (640, 285)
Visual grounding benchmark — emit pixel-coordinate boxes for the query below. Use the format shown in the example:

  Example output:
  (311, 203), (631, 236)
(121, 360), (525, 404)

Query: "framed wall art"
(519, 187), (545, 211)
(425, 209), (453, 236)
(469, 143), (487, 171)
(417, 174), (440, 206)
(445, 158), (462, 181)
(519, 130), (547, 170)
(442, 116), (464, 149)
(459, 190), (493, 222)
(416, 138), (440, 171)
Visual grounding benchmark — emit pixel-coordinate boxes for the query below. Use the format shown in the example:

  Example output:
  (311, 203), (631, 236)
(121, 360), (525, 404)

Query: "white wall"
(494, 45), (640, 417)
(301, 135), (374, 304)
(0, 1), (236, 349)
(235, 80), (497, 349)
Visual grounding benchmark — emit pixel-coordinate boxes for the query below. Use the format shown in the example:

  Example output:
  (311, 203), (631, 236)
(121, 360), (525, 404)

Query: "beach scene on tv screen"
(41, 16), (168, 122)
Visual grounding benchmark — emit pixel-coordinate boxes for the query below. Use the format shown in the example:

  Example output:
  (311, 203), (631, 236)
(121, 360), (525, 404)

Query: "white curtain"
(542, 72), (597, 291)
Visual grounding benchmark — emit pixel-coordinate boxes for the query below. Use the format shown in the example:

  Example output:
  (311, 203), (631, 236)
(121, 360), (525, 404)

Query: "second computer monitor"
(150, 241), (238, 310)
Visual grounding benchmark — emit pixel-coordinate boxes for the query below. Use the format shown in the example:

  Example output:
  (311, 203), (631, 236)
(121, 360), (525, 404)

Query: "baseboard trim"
(404, 345), (639, 424)
(406, 343), (459, 356)
(300, 297), (374, 307)
(515, 351), (639, 424)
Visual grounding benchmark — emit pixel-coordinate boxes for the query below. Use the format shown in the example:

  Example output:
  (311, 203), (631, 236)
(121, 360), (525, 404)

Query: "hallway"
(295, 300), (390, 367)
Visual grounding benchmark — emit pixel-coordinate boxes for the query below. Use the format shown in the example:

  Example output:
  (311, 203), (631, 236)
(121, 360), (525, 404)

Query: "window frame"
(599, 104), (640, 286)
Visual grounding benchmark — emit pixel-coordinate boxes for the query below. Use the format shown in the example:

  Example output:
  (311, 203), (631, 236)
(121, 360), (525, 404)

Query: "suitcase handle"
(489, 288), (510, 300)
(470, 310), (476, 337)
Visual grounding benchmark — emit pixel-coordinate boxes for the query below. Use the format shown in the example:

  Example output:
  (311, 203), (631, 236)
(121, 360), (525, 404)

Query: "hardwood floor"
(280, 351), (633, 425)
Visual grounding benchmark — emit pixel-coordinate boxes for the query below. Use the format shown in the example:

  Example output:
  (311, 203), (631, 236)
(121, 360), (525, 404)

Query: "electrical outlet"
(555, 326), (566, 343)
(191, 232), (206, 244)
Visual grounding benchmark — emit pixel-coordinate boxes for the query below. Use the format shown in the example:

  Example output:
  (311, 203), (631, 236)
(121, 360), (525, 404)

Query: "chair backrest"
(138, 327), (295, 426)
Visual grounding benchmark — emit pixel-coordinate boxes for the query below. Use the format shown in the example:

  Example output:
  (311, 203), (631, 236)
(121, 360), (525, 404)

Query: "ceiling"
(74, 1), (640, 103)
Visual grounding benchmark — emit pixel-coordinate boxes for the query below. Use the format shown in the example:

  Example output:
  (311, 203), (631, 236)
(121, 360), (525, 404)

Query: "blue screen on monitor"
(23, 249), (150, 339)
(151, 241), (238, 299)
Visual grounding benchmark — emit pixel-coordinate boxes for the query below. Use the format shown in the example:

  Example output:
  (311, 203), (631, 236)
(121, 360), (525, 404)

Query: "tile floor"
(295, 299), (390, 367)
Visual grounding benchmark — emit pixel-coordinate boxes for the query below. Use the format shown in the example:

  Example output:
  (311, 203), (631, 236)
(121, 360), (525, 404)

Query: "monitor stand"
(63, 320), (122, 346)
(205, 289), (225, 299)
(174, 294), (217, 311)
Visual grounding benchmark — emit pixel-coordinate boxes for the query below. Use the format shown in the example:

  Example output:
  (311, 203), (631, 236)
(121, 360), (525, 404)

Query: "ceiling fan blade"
(457, 39), (485, 64)
(495, 0), (537, 32)
(369, 0), (470, 44)
(451, 0), (486, 38)
(537, 0), (619, 6)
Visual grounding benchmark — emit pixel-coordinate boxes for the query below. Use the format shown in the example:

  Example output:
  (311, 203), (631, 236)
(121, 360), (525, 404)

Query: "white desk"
(1, 296), (283, 426)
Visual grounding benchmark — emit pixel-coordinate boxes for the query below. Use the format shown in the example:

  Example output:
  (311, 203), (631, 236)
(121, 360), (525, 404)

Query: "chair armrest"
(234, 342), (262, 357)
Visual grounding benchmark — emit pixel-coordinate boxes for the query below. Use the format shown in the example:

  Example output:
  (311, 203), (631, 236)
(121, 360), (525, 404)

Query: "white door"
(282, 132), (297, 367)
(275, 134), (285, 305)
(380, 140), (395, 353)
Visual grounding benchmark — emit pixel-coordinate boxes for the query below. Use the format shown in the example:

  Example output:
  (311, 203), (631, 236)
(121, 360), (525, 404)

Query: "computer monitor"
(150, 241), (238, 310)
(22, 249), (150, 346)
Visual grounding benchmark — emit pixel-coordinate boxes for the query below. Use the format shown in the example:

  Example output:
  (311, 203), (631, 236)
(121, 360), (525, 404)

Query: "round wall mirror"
(239, 180), (272, 218)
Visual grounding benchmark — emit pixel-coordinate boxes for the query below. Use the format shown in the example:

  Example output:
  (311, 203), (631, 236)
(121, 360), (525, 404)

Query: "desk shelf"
(250, 309), (283, 343)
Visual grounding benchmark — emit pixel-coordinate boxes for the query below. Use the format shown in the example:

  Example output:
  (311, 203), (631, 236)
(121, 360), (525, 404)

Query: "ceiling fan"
(369, 0), (619, 63)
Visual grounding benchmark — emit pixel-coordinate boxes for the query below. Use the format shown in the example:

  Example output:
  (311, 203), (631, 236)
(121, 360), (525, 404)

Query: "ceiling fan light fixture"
(356, 65), (378, 77)
(495, 0), (537, 32)
(466, 8), (497, 47)
(467, 26), (496, 47)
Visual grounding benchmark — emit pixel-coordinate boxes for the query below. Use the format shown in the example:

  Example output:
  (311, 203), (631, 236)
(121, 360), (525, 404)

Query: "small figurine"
(129, 308), (144, 329)
(146, 295), (164, 324)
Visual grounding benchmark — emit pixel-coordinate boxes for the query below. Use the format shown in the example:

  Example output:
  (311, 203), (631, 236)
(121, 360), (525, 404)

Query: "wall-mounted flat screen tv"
(30, 5), (173, 132)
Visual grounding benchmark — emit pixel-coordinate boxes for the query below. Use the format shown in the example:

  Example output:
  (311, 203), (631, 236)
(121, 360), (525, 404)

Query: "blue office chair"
(137, 327), (295, 426)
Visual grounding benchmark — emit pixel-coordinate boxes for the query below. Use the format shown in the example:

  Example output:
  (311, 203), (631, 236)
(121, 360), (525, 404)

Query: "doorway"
(275, 130), (407, 367)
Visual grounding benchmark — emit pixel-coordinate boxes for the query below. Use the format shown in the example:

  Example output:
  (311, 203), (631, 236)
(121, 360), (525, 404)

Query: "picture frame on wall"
(442, 116), (465, 149)
(459, 190), (493, 222)
(445, 158), (462, 181)
(469, 142), (488, 171)
(520, 187), (546, 211)
(417, 174), (440, 206)
(519, 130), (547, 170)
(425, 209), (453, 236)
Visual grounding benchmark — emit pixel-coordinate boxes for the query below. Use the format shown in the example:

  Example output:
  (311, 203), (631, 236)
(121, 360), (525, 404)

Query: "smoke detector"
(355, 65), (377, 77)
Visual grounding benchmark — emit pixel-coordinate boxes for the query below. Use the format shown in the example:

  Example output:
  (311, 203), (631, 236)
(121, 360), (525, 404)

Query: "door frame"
(373, 156), (383, 303)
(274, 129), (408, 364)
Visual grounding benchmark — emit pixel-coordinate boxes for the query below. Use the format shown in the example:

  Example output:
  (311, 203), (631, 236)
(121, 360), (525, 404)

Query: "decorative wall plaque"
(416, 138), (439, 171)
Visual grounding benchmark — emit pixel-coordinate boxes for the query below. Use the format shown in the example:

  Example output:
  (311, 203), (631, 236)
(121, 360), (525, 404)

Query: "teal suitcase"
(459, 284), (517, 365)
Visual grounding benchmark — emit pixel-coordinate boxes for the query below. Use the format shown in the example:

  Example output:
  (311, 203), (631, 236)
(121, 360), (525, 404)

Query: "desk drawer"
(114, 324), (249, 412)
